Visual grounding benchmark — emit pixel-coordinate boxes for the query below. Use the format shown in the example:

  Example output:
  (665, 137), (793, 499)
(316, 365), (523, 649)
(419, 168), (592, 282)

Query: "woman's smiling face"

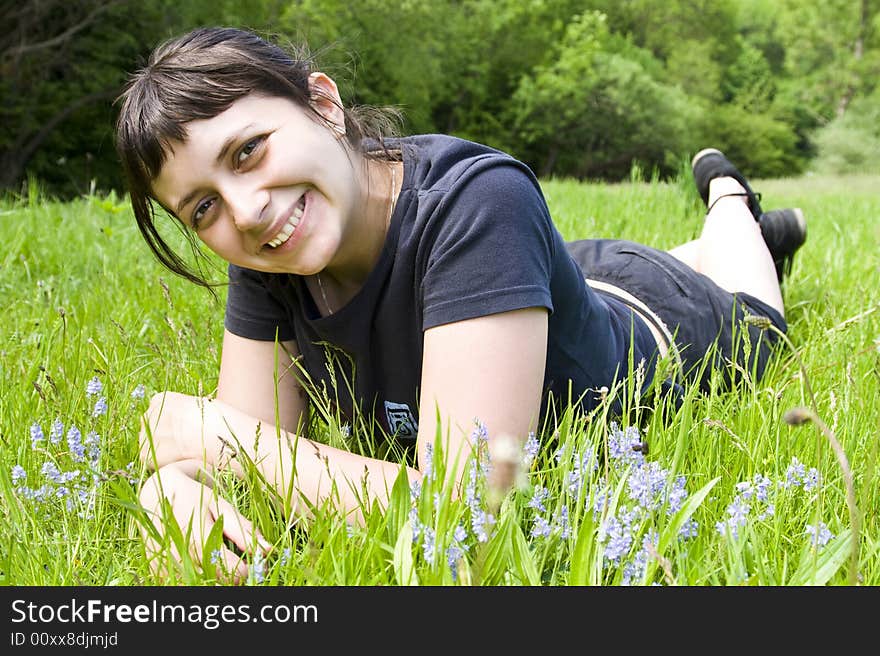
(151, 79), (362, 276)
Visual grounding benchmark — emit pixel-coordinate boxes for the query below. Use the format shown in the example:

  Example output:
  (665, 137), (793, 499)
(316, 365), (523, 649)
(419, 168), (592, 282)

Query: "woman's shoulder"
(398, 133), (514, 166)
(397, 134), (539, 195)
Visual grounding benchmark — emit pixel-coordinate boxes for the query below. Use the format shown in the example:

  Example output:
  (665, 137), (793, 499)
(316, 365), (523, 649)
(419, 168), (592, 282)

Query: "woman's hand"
(139, 391), (205, 471)
(138, 461), (270, 583)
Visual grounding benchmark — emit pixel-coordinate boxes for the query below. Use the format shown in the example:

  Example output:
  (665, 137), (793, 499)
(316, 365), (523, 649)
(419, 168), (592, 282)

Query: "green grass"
(1, 172), (878, 586)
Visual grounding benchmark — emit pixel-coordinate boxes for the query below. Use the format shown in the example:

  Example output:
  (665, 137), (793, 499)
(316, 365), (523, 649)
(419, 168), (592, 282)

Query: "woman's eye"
(192, 198), (215, 228)
(236, 137), (264, 167)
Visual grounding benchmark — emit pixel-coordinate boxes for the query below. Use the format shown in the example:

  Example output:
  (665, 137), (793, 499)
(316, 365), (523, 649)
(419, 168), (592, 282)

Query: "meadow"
(1, 170), (878, 586)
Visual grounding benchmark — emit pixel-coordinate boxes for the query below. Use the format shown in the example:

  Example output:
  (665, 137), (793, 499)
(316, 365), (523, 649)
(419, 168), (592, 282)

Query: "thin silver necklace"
(316, 163), (398, 316)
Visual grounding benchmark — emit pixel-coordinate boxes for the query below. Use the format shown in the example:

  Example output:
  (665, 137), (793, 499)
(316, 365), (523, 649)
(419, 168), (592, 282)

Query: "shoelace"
(706, 191), (762, 214)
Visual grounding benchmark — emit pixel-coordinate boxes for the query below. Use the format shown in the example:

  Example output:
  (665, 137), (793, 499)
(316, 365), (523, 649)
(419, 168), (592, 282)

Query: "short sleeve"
(420, 162), (556, 329)
(224, 264), (296, 341)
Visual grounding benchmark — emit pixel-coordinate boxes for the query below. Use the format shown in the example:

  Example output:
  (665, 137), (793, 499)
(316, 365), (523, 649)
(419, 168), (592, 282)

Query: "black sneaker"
(691, 147), (764, 220)
(758, 207), (807, 282)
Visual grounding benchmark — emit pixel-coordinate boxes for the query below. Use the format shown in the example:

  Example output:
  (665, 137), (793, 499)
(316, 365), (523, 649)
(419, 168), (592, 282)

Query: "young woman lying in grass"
(115, 26), (807, 581)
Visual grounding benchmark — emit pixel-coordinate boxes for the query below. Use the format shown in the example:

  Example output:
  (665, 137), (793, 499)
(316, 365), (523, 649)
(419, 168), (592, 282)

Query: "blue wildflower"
(622, 531), (659, 585)
(735, 474), (773, 502)
(19, 484), (54, 503)
(716, 495), (750, 539)
(784, 457), (807, 488)
(805, 522), (833, 548)
(679, 518), (699, 539)
(447, 544), (466, 580)
(607, 423), (645, 469)
(85, 431), (101, 467)
(67, 426), (85, 462)
(470, 419), (489, 444)
(131, 384), (146, 400)
(599, 510), (636, 564)
(627, 461), (668, 511)
(409, 506), (422, 542)
(752, 474), (773, 502)
(30, 423), (44, 448)
(446, 525), (469, 581)
(464, 461), (480, 510)
(60, 470), (81, 484)
(530, 515), (552, 539)
(567, 447), (598, 496)
(667, 475), (689, 514)
(522, 431), (539, 467)
(421, 527), (436, 565)
(803, 468), (820, 491)
(592, 485), (611, 514)
(471, 509), (495, 543)
(86, 377), (103, 396)
(92, 397), (108, 417)
(279, 548), (291, 567)
(552, 505), (570, 539)
(250, 553), (265, 584)
(41, 461), (63, 483)
(210, 549), (222, 566)
(527, 486), (550, 513)
(553, 445), (565, 465)
(49, 418), (64, 444)
(11, 465), (26, 484)
(422, 443), (433, 480)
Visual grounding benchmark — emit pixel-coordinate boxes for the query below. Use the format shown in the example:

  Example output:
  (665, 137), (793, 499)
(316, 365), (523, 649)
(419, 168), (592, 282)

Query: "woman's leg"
(668, 176), (784, 317)
(667, 239), (700, 269)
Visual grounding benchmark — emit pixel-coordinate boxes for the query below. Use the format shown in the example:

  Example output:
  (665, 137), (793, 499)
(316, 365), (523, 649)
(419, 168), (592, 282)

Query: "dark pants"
(567, 238), (787, 392)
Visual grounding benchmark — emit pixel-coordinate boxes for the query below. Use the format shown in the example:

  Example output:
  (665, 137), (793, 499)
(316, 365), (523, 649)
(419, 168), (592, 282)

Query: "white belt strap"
(585, 277), (677, 363)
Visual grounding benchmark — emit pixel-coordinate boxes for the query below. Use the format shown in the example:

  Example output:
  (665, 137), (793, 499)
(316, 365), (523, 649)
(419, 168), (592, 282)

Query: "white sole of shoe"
(691, 147), (724, 169)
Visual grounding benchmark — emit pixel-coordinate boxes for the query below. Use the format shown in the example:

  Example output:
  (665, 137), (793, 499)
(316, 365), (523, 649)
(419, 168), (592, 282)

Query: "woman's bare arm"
(417, 307), (549, 494)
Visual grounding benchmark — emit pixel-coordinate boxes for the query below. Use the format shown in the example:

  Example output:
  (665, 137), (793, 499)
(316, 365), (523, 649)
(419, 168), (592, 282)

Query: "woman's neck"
(316, 158), (401, 306)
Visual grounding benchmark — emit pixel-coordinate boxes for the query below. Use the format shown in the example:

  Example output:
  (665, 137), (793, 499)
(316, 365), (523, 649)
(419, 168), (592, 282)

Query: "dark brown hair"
(115, 26), (399, 287)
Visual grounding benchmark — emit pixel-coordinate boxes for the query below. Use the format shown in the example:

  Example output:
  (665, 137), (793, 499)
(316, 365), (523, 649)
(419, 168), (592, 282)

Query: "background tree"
(1, 0), (878, 197)
(508, 11), (697, 179)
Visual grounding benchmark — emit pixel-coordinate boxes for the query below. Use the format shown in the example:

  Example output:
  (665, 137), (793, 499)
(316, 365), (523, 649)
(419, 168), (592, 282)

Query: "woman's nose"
(224, 183), (269, 231)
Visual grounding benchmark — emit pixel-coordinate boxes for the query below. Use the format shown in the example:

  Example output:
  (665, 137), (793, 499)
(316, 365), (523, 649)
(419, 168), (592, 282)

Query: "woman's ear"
(308, 72), (346, 135)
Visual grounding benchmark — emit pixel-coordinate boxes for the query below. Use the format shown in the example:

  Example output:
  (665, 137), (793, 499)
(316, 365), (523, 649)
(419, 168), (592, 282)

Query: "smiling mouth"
(266, 195), (306, 249)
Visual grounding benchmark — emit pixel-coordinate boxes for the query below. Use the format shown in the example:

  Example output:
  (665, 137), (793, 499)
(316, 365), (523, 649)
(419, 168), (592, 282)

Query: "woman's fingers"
(212, 495), (273, 556)
(138, 465), (265, 583)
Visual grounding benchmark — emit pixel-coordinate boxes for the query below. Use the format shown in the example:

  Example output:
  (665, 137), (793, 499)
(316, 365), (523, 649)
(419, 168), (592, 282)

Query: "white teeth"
(266, 197), (306, 249)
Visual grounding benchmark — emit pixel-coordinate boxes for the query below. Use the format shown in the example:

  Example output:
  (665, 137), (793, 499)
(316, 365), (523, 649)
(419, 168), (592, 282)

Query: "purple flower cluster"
(248, 553), (266, 585)
(805, 522), (833, 548)
(527, 422), (698, 584)
(522, 432), (540, 469)
(446, 525), (469, 580)
(464, 460), (495, 542)
(409, 425), (500, 580)
(715, 457), (833, 549)
(12, 376), (141, 519)
(86, 376), (108, 418)
(783, 457), (821, 491)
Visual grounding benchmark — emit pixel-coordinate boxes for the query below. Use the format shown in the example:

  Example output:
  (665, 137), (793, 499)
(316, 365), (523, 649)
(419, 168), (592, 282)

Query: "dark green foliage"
(2, 0), (878, 197)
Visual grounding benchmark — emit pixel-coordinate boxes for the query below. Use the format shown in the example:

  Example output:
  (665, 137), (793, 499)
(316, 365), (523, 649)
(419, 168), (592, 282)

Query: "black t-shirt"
(224, 135), (656, 445)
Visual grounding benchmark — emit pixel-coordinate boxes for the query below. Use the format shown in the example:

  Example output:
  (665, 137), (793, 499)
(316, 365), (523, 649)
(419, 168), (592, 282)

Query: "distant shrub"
(810, 92), (880, 174)
(694, 103), (805, 178)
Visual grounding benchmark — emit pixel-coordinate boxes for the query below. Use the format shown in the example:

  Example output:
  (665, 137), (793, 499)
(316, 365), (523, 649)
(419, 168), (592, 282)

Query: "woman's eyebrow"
(216, 124), (256, 165)
(175, 190), (199, 217)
